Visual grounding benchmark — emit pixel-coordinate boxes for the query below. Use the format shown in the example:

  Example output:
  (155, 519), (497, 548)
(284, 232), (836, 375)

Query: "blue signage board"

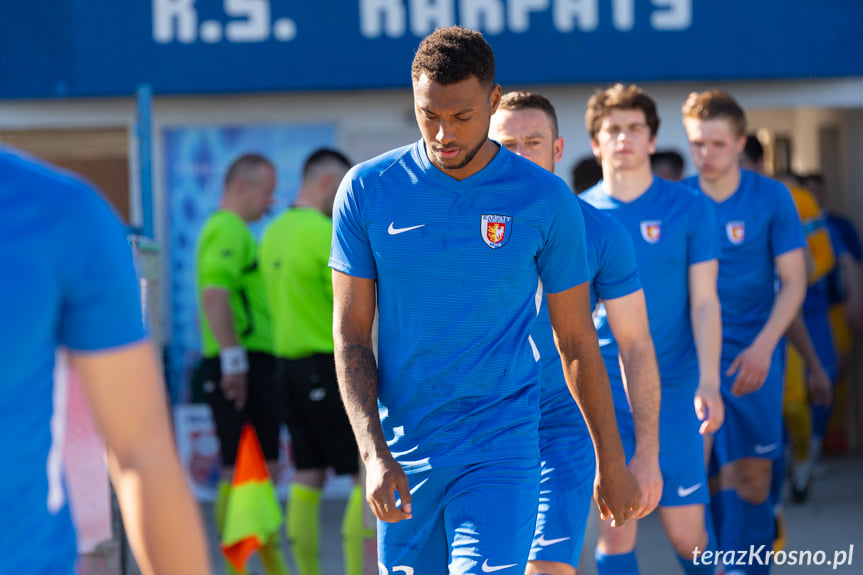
(1, 0), (861, 98)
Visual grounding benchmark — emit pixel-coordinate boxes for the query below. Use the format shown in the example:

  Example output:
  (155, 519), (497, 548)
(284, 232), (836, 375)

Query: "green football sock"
(259, 533), (291, 575)
(342, 485), (374, 575)
(288, 484), (322, 575)
(215, 480), (240, 575)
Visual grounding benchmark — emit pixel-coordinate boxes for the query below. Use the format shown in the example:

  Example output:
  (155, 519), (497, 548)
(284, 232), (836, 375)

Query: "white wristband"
(219, 346), (249, 375)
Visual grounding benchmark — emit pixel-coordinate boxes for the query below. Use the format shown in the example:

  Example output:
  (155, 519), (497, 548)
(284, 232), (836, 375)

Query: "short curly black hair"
(411, 26), (495, 87)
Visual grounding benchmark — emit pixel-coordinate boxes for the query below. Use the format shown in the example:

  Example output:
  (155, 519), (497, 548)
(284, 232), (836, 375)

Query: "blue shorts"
(804, 310), (838, 382)
(711, 343), (785, 469)
(529, 387), (595, 567)
(618, 389), (709, 507)
(378, 458), (540, 575)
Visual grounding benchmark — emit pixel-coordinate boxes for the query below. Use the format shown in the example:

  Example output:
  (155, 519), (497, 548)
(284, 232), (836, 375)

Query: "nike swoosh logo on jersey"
(482, 559), (518, 573)
(536, 535), (571, 547)
(677, 483), (702, 497)
(754, 443), (779, 455)
(388, 222), (425, 235)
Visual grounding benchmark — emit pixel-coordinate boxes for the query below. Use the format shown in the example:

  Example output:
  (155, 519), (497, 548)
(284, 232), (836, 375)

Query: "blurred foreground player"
(0, 146), (210, 574)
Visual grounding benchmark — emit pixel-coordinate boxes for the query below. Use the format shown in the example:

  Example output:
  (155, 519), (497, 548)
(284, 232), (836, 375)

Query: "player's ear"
(553, 137), (565, 164)
(489, 84), (502, 114)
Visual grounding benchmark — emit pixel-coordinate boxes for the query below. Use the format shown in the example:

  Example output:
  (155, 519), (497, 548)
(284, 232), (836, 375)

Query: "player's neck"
(292, 191), (323, 214)
(601, 165), (653, 202)
(699, 167), (741, 202)
(219, 198), (251, 223)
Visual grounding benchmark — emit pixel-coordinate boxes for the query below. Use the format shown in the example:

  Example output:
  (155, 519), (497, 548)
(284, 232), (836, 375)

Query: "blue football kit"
(330, 140), (590, 574)
(804, 221), (848, 438)
(581, 176), (719, 507)
(683, 169), (805, 573)
(0, 147), (146, 573)
(528, 199), (642, 568)
(683, 170), (805, 465)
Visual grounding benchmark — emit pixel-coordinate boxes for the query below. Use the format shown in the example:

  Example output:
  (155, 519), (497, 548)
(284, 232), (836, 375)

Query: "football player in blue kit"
(681, 90), (807, 575)
(329, 27), (641, 575)
(0, 146), (210, 574)
(489, 91), (663, 575)
(580, 84), (725, 575)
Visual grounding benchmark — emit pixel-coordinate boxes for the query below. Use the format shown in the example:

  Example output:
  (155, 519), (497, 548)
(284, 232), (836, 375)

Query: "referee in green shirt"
(261, 149), (367, 575)
(196, 153), (288, 575)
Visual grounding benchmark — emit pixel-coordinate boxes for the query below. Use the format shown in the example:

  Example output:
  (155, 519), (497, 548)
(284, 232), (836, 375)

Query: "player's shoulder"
(578, 182), (611, 208)
(656, 175), (702, 199)
(655, 176), (714, 215)
(344, 142), (417, 191)
(202, 209), (246, 235)
(740, 169), (792, 199)
(0, 146), (123, 232)
(261, 209), (291, 245)
(680, 174), (700, 191)
(578, 196), (621, 233)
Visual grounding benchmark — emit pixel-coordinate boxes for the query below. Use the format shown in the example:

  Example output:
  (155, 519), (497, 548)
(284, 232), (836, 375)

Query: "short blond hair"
(681, 90), (747, 137)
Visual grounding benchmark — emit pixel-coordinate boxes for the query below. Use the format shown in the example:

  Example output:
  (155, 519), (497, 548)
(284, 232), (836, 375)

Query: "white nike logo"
(388, 222), (425, 235)
(536, 534), (571, 547)
(482, 559), (518, 573)
(677, 483), (702, 497)
(754, 443), (779, 455)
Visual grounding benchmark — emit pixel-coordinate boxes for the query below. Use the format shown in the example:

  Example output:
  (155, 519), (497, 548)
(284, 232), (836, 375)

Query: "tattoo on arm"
(336, 343), (388, 458)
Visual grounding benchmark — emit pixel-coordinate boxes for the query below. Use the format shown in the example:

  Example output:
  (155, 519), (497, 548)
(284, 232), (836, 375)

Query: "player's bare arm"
(727, 248), (806, 396)
(73, 340), (211, 575)
(546, 282), (641, 527)
(202, 286), (247, 409)
(332, 270), (411, 523)
(604, 289), (662, 518)
(688, 259), (724, 433)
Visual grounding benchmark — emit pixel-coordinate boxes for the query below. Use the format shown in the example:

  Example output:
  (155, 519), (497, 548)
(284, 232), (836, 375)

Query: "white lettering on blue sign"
(153, 0), (297, 43)
(152, 0), (691, 43)
(360, 0), (691, 38)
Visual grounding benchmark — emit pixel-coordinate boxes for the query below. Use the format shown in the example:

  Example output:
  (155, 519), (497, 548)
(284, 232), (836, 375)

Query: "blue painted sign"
(2, 1), (861, 97)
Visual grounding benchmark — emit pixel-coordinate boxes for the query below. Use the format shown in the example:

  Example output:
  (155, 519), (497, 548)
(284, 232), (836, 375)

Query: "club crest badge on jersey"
(481, 214), (512, 248)
(640, 220), (662, 244)
(726, 221), (745, 245)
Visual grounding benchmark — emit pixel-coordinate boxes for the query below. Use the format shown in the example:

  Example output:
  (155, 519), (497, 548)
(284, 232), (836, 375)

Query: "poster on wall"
(163, 123), (336, 402)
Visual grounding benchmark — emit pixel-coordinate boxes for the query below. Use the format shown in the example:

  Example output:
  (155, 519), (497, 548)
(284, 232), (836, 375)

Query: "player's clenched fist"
(365, 453), (413, 523)
(594, 461), (642, 528)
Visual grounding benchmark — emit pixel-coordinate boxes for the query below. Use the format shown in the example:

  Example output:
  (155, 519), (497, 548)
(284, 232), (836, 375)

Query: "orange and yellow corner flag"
(220, 424), (283, 574)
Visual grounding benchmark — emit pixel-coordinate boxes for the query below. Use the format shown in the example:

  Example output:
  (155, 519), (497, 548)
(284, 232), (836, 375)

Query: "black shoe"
(790, 480), (809, 503)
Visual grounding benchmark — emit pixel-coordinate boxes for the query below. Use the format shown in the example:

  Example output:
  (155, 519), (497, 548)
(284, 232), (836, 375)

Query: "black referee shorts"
(195, 351), (281, 467)
(277, 353), (360, 476)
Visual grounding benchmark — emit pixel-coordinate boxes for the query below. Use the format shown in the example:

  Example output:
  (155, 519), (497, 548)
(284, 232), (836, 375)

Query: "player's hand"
(595, 459), (641, 527)
(806, 364), (833, 407)
(364, 453), (412, 523)
(727, 340), (773, 396)
(694, 383), (724, 435)
(220, 372), (248, 410)
(627, 449), (662, 519)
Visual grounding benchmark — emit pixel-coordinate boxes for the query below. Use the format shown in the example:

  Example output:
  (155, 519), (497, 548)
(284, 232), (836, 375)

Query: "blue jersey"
(0, 148), (146, 573)
(329, 140), (590, 470)
(827, 213), (862, 262)
(826, 214), (859, 305)
(581, 177), (719, 391)
(532, 199), (641, 405)
(682, 170), (805, 351)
